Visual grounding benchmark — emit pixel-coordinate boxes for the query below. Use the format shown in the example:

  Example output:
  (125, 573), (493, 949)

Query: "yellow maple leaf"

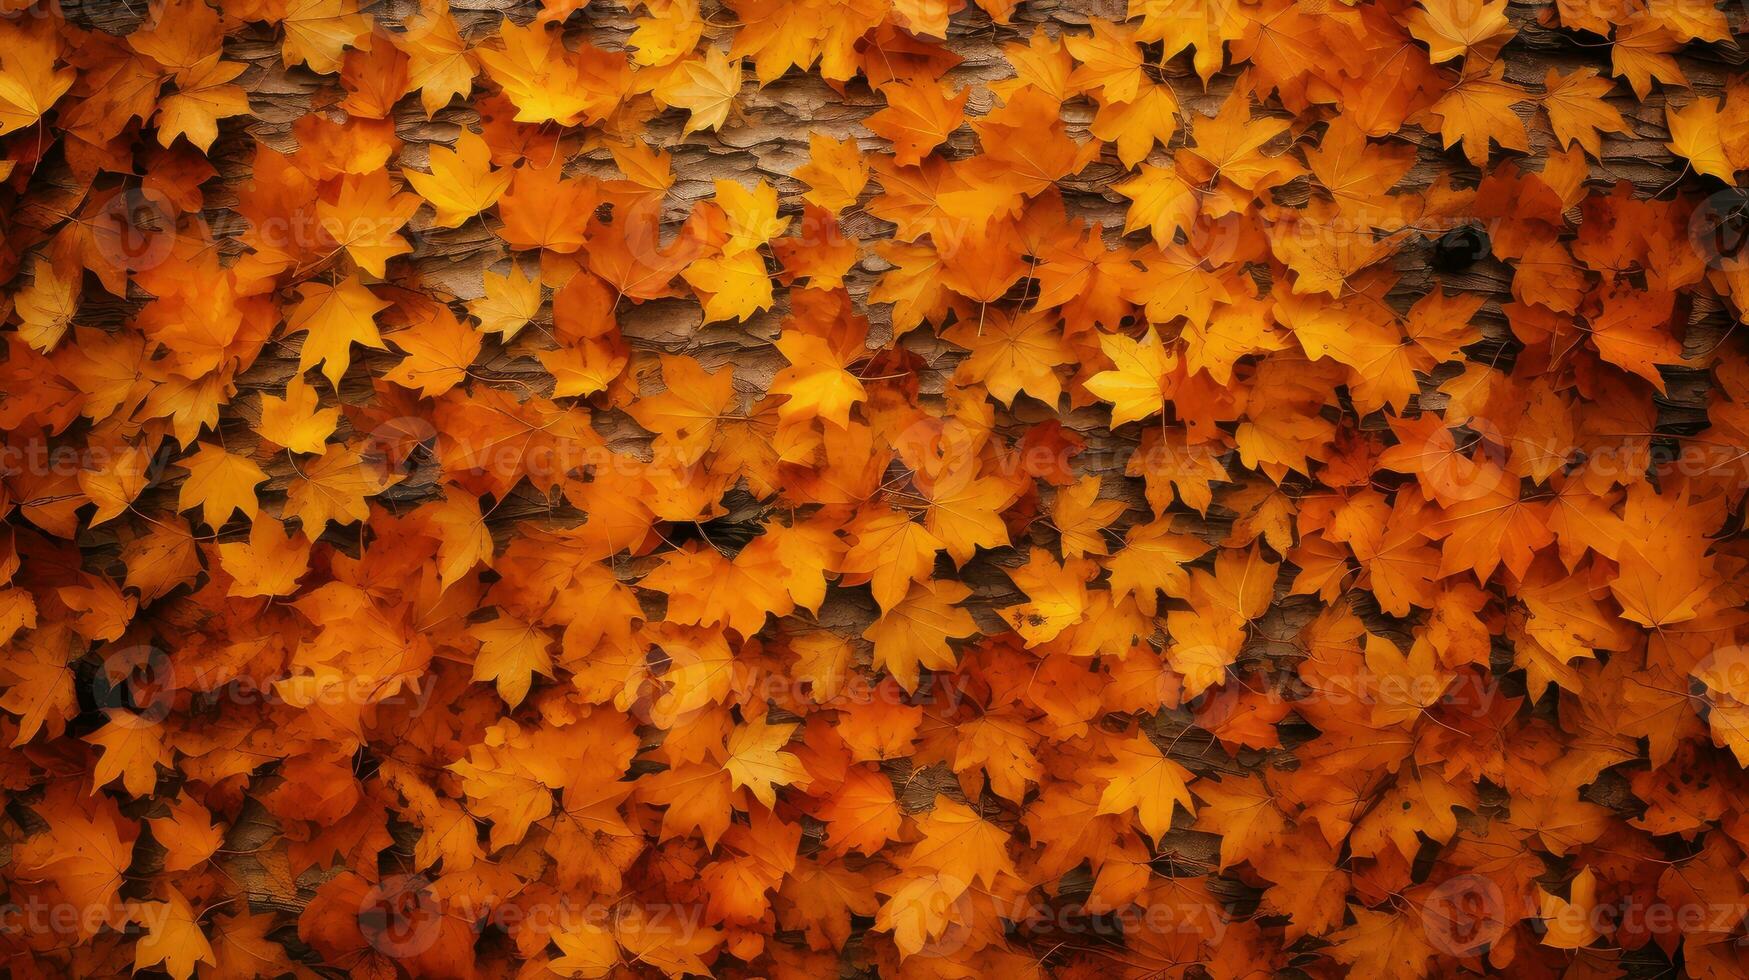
(770, 330), (865, 426)
(683, 250), (774, 323)
(256, 375), (339, 454)
(1665, 97), (1732, 182)
(1084, 326), (1178, 427)
(0, 21), (74, 136)
(278, 0), (370, 76)
(384, 304), (482, 397)
(286, 273), (390, 387)
(85, 715), (170, 797)
(1092, 732), (1196, 839)
(655, 47), (743, 134)
(130, 886), (216, 980)
(155, 54), (250, 152)
(284, 443), (399, 531)
(863, 579), (976, 691)
(469, 614), (556, 707)
(1406, 0), (1515, 64)
(216, 516), (312, 598)
(316, 170), (422, 276)
(404, 130), (513, 228)
(794, 134), (870, 213)
(176, 442), (267, 528)
(14, 256), (79, 353)
(724, 716), (809, 806)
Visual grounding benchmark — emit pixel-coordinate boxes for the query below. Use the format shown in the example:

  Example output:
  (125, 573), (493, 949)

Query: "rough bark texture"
(50, 0), (1743, 969)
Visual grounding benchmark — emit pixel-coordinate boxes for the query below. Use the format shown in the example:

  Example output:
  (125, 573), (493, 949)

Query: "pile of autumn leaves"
(5, 0), (1749, 977)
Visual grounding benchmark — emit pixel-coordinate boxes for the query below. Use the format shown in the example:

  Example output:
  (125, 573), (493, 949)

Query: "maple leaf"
(1255, 825), (1351, 940)
(725, 716), (809, 806)
(1329, 906), (1437, 979)
(865, 82), (968, 167)
(1092, 83), (1180, 169)
(177, 442), (267, 528)
(404, 130), (512, 228)
(425, 489), (495, 590)
(476, 21), (628, 126)
(863, 579), (976, 691)
(1304, 115), (1417, 212)
(468, 262), (544, 340)
(148, 796), (224, 874)
(1093, 732), (1196, 838)
(794, 134), (870, 213)
(0, 627), (77, 745)
(904, 796), (1019, 889)
(86, 714), (171, 796)
(626, 354), (736, 466)
(279, 0), (370, 75)
(814, 765), (903, 856)
(1192, 773), (1288, 869)
(943, 307), (1072, 408)
(1066, 19), (1146, 102)
(921, 467), (1019, 565)
(257, 376), (339, 453)
(205, 910), (296, 980)
(1165, 604), (1244, 698)
(682, 250), (774, 322)
(1085, 326), (1179, 427)
(1611, 20), (1686, 99)
(317, 170), (421, 276)
(716, 177), (791, 256)
(1052, 475), (1126, 559)
(131, 886), (216, 980)
(497, 160), (600, 254)
(999, 547), (1095, 645)
(447, 723), (559, 850)
(1541, 67), (1628, 159)
(1269, 200), (1397, 298)
(613, 903), (723, 978)
(550, 924), (619, 977)
(12, 785), (135, 938)
(395, 1), (477, 116)
(0, 21), (74, 135)
(1407, 0), (1515, 64)
(470, 613), (556, 707)
(1665, 97), (1733, 182)
(1363, 634), (1452, 727)
(119, 519), (204, 601)
(874, 870), (973, 959)
(383, 304), (482, 397)
(1587, 285), (1685, 388)
(217, 516), (312, 597)
(656, 47), (743, 133)
(14, 257), (79, 353)
(155, 54), (250, 153)
(771, 330), (866, 427)
(842, 511), (943, 614)
(1107, 518), (1211, 614)
(1114, 162), (1200, 247)
(284, 443), (400, 530)
(286, 274), (390, 387)
(1539, 866), (1604, 948)
(1421, 60), (1533, 166)
(1610, 543), (1712, 629)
